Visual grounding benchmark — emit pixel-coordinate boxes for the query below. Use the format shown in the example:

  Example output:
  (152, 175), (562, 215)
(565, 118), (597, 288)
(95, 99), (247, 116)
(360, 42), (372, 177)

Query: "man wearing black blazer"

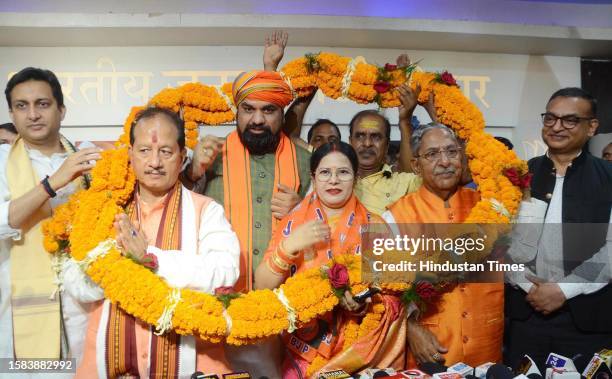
(505, 88), (612, 372)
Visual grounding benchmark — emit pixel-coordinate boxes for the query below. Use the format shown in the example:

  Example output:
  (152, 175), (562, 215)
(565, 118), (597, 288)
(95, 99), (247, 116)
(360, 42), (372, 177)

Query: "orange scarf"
(105, 183), (182, 378)
(222, 130), (300, 292)
(264, 192), (372, 276)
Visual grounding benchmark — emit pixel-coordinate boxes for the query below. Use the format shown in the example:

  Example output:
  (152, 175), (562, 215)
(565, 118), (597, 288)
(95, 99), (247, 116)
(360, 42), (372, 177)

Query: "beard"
(238, 125), (281, 155)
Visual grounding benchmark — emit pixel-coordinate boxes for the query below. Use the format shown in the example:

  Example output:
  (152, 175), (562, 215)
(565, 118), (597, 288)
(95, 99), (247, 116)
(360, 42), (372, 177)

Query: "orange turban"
(232, 70), (294, 108)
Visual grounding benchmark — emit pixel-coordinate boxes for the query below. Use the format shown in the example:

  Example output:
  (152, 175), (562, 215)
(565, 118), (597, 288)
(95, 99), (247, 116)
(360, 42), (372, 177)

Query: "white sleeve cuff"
(558, 279), (608, 300)
(0, 200), (21, 240)
(515, 199), (548, 223)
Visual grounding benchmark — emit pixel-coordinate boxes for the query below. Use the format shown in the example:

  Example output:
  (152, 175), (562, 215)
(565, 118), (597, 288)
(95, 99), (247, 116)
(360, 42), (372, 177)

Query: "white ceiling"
(0, 1), (611, 57)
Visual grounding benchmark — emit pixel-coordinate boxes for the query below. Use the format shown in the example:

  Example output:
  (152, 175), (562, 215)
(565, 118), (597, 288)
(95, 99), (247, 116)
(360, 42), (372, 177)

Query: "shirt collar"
(361, 164), (393, 181)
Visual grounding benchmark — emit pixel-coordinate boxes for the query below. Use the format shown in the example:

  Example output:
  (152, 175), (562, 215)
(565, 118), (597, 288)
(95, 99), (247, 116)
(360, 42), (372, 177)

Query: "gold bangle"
(266, 259), (287, 276)
(271, 252), (290, 272)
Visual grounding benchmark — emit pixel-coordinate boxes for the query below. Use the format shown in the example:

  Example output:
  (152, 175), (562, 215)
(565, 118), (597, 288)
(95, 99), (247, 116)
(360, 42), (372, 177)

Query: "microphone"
(545, 353), (577, 372)
(526, 374), (543, 379)
(582, 354), (612, 379)
(319, 369), (352, 378)
(432, 373), (462, 379)
(392, 369), (429, 379)
(514, 355), (542, 378)
(544, 368), (580, 379)
(448, 362), (474, 377)
(191, 372), (220, 379)
(222, 373), (251, 379)
(357, 368), (396, 378)
(419, 362), (448, 375)
(485, 364), (514, 379)
(475, 363), (496, 379)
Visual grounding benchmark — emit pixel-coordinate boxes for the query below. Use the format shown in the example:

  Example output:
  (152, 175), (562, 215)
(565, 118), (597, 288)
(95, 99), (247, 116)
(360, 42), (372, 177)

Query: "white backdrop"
(0, 46), (581, 159)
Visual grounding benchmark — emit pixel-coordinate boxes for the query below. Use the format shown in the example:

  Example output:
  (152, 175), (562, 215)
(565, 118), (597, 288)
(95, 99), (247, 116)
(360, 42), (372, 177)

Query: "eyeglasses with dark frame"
(541, 113), (595, 129)
(415, 146), (462, 162)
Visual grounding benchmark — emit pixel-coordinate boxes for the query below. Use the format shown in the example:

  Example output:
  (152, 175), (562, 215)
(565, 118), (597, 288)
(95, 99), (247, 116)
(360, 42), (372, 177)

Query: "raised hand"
(396, 53), (411, 68)
(271, 183), (301, 220)
(48, 147), (101, 191)
(189, 135), (225, 181)
(263, 30), (289, 71)
(397, 83), (421, 121)
(283, 219), (330, 255)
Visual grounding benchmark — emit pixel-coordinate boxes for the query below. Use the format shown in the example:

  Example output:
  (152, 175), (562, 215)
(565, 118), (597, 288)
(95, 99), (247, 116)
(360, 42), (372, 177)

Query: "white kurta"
(0, 142), (94, 377)
(65, 187), (240, 378)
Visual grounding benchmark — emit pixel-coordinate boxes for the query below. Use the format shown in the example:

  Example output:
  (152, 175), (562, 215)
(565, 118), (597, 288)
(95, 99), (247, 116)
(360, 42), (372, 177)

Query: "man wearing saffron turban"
(187, 69), (312, 377)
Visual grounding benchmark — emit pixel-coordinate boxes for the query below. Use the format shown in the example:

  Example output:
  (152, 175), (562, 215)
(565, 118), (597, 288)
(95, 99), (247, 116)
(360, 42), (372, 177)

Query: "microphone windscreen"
(486, 364), (514, 379)
(419, 362), (448, 375)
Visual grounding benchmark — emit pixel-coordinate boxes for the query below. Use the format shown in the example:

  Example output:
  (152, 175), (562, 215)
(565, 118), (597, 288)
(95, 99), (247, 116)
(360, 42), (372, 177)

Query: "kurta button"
(545, 193), (552, 199)
(462, 311), (468, 318)
(256, 196), (263, 203)
(253, 249), (260, 255)
(386, 193), (390, 198)
(259, 172), (266, 178)
(255, 221), (261, 228)
(463, 336), (469, 343)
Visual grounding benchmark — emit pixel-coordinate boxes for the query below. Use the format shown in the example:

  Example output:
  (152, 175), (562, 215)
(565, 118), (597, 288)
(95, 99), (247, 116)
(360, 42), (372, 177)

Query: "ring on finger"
(432, 352), (441, 361)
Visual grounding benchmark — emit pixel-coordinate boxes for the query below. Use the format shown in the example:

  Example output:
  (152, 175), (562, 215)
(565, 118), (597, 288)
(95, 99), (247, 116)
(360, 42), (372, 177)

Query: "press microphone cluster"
(313, 348), (612, 379)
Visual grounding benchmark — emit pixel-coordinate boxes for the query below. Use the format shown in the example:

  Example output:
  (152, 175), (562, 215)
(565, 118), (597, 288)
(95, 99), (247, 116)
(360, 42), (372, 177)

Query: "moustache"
(144, 170), (166, 175)
(433, 168), (456, 175)
(246, 125), (272, 133)
(358, 148), (376, 156)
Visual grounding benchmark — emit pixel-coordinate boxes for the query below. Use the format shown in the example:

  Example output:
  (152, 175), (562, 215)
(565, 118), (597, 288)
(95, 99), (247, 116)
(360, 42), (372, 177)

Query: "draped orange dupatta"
(222, 130), (300, 292)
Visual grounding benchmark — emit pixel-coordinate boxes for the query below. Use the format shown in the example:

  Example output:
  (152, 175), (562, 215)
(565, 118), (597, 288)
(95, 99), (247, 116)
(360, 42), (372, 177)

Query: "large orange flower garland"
(41, 52), (526, 349)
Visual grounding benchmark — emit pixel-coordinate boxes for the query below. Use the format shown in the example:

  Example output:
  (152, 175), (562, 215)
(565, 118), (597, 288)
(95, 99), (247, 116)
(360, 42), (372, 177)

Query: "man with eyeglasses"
(504, 88), (611, 372)
(382, 123), (504, 366)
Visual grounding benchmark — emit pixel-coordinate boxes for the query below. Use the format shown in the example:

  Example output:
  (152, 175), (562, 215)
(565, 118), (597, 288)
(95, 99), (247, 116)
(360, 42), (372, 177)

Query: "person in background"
(307, 118), (341, 150)
(602, 141), (612, 162)
(0, 122), (17, 145)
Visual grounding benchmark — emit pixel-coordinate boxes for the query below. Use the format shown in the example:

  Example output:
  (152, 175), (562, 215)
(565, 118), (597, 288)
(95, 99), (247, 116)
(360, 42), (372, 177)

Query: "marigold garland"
(41, 52), (527, 348)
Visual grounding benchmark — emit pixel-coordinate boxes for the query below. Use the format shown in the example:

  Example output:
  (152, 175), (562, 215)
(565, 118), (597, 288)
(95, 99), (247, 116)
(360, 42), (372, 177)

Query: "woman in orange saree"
(255, 142), (407, 378)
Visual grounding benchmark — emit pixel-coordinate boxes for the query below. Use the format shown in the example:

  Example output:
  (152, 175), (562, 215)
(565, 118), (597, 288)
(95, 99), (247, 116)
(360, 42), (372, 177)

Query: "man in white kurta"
(0, 67), (102, 374)
(72, 107), (240, 378)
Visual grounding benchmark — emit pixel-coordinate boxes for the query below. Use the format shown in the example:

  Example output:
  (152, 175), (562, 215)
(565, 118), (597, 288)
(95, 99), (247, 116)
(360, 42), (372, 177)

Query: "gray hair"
(410, 122), (459, 155)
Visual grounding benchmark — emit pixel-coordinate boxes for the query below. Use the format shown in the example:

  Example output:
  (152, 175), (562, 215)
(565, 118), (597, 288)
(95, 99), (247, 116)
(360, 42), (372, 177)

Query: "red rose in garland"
(439, 71), (458, 86)
(328, 263), (349, 289)
(415, 281), (437, 299)
(374, 81), (391, 94)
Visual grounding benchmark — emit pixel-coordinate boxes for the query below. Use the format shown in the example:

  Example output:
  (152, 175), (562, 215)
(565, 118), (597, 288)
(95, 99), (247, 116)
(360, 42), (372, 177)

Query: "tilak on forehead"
(358, 119), (383, 130)
(232, 70), (294, 108)
(151, 129), (158, 144)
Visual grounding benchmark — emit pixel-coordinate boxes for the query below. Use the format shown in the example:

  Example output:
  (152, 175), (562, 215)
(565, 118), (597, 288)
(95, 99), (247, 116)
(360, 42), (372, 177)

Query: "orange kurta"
(387, 186), (503, 367)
